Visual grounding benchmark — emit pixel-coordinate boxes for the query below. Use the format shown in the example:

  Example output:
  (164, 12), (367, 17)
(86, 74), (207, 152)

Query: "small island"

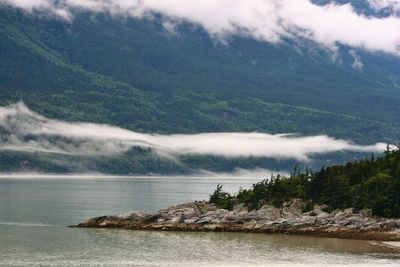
(74, 147), (400, 241)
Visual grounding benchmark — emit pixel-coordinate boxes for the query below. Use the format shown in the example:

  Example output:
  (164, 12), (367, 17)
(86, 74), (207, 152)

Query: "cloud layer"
(2, 0), (400, 55)
(0, 102), (385, 161)
(368, 0), (400, 13)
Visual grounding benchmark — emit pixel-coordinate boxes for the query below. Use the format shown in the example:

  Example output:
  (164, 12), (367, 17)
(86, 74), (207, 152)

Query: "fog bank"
(2, 0), (400, 55)
(0, 102), (386, 161)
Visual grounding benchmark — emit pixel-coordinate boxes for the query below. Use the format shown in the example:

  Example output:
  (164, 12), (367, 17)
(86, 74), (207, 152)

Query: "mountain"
(0, 4), (399, 173)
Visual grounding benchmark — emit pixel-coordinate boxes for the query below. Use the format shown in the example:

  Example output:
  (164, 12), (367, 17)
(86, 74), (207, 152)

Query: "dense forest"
(1, 6), (400, 173)
(210, 147), (400, 218)
(0, 147), (369, 175)
(1, 7), (400, 144)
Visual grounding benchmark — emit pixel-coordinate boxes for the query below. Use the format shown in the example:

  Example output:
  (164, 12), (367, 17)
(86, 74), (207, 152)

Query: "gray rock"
(76, 200), (400, 239)
(184, 218), (199, 224)
(169, 215), (183, 223)
(312, 205), (330, 218)
(116, 211), (152, 221)
(380, 220), (400, 228)
(233, 203), (246, 211)
(196, 216), (214, 224)
(256, 205), (281, 220)
(281, 199), (304, 219)
(334, 208), (354, 221)
(359, 209), (372, 218)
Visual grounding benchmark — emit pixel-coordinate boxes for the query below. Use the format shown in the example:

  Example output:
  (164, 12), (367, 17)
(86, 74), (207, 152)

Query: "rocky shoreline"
(73, 199), (400, 241)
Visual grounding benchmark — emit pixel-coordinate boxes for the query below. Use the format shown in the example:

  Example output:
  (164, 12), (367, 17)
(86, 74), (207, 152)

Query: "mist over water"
(2, 1), (400, 265)
(0, 102), (386, 164)
(0, 168), (286, 180)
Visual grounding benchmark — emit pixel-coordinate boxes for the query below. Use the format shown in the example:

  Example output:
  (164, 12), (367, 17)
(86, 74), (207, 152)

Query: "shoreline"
(73, 200), (400, 242)
(72, 222), (400, 242)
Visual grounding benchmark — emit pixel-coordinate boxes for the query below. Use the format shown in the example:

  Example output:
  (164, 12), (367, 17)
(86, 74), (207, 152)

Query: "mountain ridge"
(0, 4), (399, 173)
(1, 7), (399, 144)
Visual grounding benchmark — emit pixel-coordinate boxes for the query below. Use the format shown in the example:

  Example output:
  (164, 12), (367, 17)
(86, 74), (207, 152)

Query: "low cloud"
(349, 49), (364, 70)
(0, 102), (386, 161)
(368, 0), (400, 13)
(2, 1), (400, 55)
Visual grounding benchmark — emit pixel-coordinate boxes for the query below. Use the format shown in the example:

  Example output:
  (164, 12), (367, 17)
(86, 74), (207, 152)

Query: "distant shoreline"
(73, 200), (400, 242)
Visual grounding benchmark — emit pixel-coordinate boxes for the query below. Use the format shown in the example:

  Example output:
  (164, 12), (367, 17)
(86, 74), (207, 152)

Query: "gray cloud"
(2, 0), (400, 55)
(0, 102), (386, 161)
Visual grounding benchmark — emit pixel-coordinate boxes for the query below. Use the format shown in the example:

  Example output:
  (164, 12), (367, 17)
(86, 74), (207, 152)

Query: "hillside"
(0, 3), (400, 174)
(1, 7), (400, 143)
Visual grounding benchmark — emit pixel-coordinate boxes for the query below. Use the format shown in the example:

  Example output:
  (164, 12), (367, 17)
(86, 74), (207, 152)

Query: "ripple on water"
(0, 177), (400, 266)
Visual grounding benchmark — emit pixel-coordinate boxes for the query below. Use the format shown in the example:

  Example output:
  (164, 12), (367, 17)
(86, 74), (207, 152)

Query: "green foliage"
(1, 8), (400, 173)
(237, 173), (310, 210)
(209, 184), (235, 210)
(231, 149), (400, 218)
(360, 173), (394, 217)
(0, 8), (400, 144)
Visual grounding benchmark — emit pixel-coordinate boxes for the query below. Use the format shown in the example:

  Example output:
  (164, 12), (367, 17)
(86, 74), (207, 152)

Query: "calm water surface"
(0, 175), (399, 266)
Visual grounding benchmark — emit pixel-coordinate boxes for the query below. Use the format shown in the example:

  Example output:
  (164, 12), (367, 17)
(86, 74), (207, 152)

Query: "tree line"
(210, 147), (400, 218)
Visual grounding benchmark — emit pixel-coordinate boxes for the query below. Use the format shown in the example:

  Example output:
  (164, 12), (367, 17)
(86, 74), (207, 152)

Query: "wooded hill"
(211, 147), (400, 218)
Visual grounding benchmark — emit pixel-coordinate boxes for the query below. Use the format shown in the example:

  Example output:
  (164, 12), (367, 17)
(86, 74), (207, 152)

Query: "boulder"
(334, 208), (354, 221)
(256, 205), (281, 220)
(116, 211), (152, 221)
(79, 216), (107, 227)
(195, 216), (214, 224)
(380, 220), (400, 228)
(313, 204), (330, 218)
(281, 199), (304, 219)
(359, 209), (372, 218)
(184, 218), (199, 224)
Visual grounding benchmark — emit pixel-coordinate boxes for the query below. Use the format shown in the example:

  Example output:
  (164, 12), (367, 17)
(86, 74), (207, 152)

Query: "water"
(0, 176), (399, 266)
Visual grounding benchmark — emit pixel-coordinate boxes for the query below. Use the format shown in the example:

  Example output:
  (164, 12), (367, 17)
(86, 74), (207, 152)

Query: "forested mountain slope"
(1, 7), (400, 144)
(1, 2), (400, 174)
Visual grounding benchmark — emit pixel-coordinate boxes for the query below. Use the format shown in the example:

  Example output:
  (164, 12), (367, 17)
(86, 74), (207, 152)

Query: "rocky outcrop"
(73, 199), (400, 241)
